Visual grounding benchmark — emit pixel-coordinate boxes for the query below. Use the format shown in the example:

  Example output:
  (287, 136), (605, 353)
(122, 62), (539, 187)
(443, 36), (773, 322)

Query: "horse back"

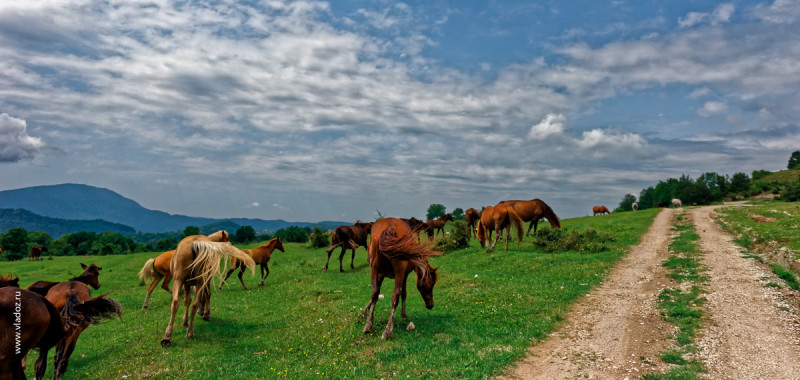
(26, 280), (60, 297)
(46, 281), (91, 311)
(154, 250), (175, 276)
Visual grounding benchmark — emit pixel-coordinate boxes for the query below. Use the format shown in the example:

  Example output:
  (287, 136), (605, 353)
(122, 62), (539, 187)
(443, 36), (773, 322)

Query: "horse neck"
(71, 273), (94, 284)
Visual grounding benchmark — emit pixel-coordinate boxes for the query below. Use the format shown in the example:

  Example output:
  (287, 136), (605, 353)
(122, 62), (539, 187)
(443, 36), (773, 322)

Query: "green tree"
(1, 227), (29, 261)
(426, 204), (446, 221)
(235, 226), (256, 244)
(451, 208), (465, 221)
(638, 186), (656, 209)
(28, 231), (53, 249)
(788, 150), (800, 169)
(275, 226), (310, 243)
(309, 227), (330, 248)
(183, 226), (200, 238)
(729, 172), (751, 195)
(752, 169), (772, 181)
(617, 194), (637, 212)
(155, 238), (178, 252)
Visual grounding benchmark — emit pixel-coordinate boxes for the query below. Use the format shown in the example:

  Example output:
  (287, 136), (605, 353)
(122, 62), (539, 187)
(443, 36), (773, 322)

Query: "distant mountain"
(0, 208), (136, 236)
(0, 184), (347, 234)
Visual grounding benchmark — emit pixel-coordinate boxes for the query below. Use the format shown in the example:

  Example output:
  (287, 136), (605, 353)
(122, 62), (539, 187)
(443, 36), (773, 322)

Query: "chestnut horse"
(27, 263), (103, 297)
(426, 214), (453, 239)
(37, 281), (121, 380)
(160, 230), (254, 348)
(362, 218), (440, 340)
(138, 250), (176, 309)
(465, 208), (480, 238)
(324, 221), (373, 272)
(220, 237), (285, 289)
(29, 246), (47, 261)
(476, 203), (524, 251)
(593, 206), (610, 215)
(500, 199), (562, 237)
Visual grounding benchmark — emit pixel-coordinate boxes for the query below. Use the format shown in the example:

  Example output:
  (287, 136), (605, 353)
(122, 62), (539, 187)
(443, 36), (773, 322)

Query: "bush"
(533, 228), (614, 253)
(434, 221), (470, 253)
(309, 227), (330, 248)
(781, 179), (800, 202)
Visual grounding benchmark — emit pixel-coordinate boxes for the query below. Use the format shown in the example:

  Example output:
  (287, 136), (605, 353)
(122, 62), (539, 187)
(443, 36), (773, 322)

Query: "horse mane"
(376, 225), (442, 279)
(0, 274), (19, 288)
(188, 241), (255, 290)
(535, 199), (561, 229)
(207, 230), (229, 242)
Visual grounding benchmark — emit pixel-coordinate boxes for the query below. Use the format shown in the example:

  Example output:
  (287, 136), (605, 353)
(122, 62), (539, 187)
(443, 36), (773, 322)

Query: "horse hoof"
(381, 331), (394, 340)
(202, 315), (211, 321)
(258, 283), (264, 287)
(142, 305), (149, 310)
(322, 267), (327, 272)
(363, 325), (372, 334)
(160, 339), (171, 348)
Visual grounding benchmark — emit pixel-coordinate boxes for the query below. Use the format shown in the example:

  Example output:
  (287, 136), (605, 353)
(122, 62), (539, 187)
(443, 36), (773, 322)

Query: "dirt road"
(501, 206), (800, 379)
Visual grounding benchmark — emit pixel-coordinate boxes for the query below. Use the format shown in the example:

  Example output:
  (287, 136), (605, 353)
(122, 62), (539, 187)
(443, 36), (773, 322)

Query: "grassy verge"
(642, 213), (707, 380)
(6, 209), (659, 379)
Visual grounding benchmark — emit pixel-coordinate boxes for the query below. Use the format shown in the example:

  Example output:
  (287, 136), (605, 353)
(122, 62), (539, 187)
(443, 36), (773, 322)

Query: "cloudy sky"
(1, 0), (798, 223)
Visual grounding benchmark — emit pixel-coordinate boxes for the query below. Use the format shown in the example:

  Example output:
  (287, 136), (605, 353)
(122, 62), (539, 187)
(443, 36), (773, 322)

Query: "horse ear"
(97, 266), (103, 271)
(81, 263), (87, 269)
(432, 266), (440, 271)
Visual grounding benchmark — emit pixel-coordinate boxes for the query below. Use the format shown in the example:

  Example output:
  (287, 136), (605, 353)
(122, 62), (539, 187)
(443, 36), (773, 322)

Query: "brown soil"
(500, 206), (800, 379)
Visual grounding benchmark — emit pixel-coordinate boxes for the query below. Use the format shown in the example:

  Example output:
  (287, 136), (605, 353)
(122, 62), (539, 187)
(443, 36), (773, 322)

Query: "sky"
(1, 0), (799, 223)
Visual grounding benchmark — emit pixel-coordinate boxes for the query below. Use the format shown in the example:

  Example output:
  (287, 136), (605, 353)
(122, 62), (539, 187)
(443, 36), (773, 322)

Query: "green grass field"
(6, 209), (660, 379)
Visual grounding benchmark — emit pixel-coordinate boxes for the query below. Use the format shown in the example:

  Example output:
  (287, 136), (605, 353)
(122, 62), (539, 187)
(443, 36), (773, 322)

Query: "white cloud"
(678, 12), (707, 28)
(687, 87), (711, 98)
(0, 113), (44, 162)
(247, 202), (260, 208)
(698, 101), (728, 117)
(678, 3), (734, 28)
(755, 0), (800, 24)
(528, 113), (565, 140)
(577, 128), (647, 150)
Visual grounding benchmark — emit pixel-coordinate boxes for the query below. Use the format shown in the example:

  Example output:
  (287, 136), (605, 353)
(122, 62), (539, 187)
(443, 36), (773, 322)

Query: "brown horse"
(160, 230), (254, 348)
(38, 281), (121, 380)
(500, 199), (562, 237)
(138, 250), (176, 309)
(593, 205), (610, 215)
(27, 263), (103, 297)
(0, 283), (64, 380)
(426, 214), (453, 239)
(29, 246), (47, 261)
(362, 218), (440, 340)
(220, 237), (285, 289)
(465, 208), (481, 238)
(324, 221), (373, 272)
(477, 203), (524, 251)
(476, 205), (495, 248)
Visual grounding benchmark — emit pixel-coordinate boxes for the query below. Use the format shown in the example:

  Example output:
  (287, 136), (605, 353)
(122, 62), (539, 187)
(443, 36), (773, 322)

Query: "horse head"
(79, 263), (103, 290)
(273, 237), (286, 253)
(208, 230), (230, 242)
(415, 264), (439, 310)
(0, 275), (19, 288)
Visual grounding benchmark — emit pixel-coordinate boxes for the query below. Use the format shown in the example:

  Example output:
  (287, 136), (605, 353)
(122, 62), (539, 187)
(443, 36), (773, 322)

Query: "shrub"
(434, 221), (470, 253)
(309, 227), (330, 248)
(533, 228), (614, 253)
(781, 179), (800, 202)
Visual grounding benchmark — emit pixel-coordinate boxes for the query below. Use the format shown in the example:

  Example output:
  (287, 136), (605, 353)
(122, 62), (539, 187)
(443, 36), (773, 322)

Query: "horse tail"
(539, 200), (562, 229)
(189, 241), (256, 291)
(138, 258), (157, 281)
(377, 225), (441, 279)
(507, 207), (525, 244)
(63, 291), (122, 328)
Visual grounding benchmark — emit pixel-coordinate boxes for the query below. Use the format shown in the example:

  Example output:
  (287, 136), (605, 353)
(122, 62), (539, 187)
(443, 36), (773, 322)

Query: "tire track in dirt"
(500, 208), (676, 379)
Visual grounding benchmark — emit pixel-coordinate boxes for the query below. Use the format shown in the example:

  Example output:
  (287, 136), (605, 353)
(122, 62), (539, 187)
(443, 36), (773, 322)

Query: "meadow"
(7, 209), (660, 379)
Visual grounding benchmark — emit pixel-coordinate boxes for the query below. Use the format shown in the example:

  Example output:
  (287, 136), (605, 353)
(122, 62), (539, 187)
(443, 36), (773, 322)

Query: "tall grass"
(6, 209), (660, 379)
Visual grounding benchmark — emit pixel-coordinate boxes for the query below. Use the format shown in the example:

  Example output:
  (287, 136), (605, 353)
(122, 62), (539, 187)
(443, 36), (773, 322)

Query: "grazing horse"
(500, 199), (562, 237)
(0, 284), (64, 380)
(655, 201), (668, 208)
(593, 206), (611, 215)
(27, 263), (103, 297)
(29, 246), (47, 261)
(400, 217), (428, 242)
(465, 208), (481, 238)
(324, 221), (373, 272)
(426, 214), (453, 239)
(161, 230), (254, 348)
(632, 202), (639, 211)
(671, 198), (683, 208)
(220, 237), (285, 289)
(362, 218), (440, 340)
(477, 203), (524, 251)
(138, 250), (176, 309)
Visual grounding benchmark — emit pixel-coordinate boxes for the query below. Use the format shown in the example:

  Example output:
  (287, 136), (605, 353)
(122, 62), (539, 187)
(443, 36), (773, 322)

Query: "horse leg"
(237, 265), (247, 290)
(34, 346), (50, 380)
(338, 246), (347, 272)
(350, 247), (356, 269)
(259, 264), (269, 286)
(218, 267), (237, 289)
(143, 275), (160, 309)
(382, 278), (403, 340)
(162, 274), (172, 293)
(400, 275), (409, 319)
(505, 226), (510, 251)
(181, 283), (192, 328)
(161, 278), (184, 347)
(54, 328), (82, 380)
(186, 287), (205, 339)
(324, 242), (342, 271)
(200, 287), (211, 321)
(362, 275), (384, 334)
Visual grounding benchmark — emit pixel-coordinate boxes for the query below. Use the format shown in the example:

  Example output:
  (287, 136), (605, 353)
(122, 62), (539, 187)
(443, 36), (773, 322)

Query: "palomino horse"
(27, 263), (103, 297)
(465, 208), (480, 238)
(477, 203), (524, 251)
(138, 250), (176, 309)
(426, 214), (453, 239)
(29, 245), (47, 261)
(324, 221), (373, 272)
(0, 280), (64, 380)
(160, 230), (254, 348)
(500, 199), (562, 237)
(593, 206), (610, 215)
(362, 218), (440, 340)
(38, 281), (121, 380)
(220, 237), (285, 289)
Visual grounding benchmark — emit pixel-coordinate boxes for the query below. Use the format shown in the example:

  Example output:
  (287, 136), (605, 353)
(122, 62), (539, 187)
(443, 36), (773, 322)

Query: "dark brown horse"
(362, 218), (440, 340)
(220, 237), (285, 289)
(38, 281), (121, 380)
(426, 214), (453, 239)
(27, 263), (103, 297)
(593, 205), (610, 215)
(160, 230), (254, 348)
(138, 250), (176, 309)
(465, 208), (481, 238)
(324, 221), (373, 272)
(500, 199), (562, 237)
(29, 246), (47, 261)
(477, 203), (524, 251)
(0, 283), (64, 380)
